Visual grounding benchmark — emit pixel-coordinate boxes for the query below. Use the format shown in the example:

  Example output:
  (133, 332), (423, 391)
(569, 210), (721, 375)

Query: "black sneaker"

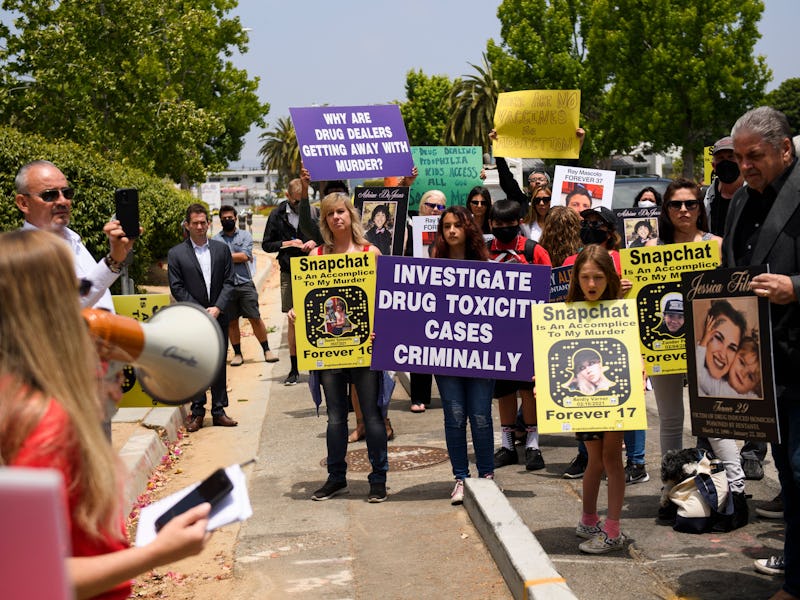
(494, 446), (518, 468)
(284, 371), (299, 386)
(311, 479), (348, 501)
(625, 461), (650, 485)
(563, 453), (587, 479)
(367, 482), (387, 503)
(755, 494), (783, 519)
(525, 447), (545, 471)
(741, 457), (764, 480)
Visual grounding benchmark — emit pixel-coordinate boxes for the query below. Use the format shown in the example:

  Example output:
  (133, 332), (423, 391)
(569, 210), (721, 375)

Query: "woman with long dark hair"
(431, 206), (495, 504)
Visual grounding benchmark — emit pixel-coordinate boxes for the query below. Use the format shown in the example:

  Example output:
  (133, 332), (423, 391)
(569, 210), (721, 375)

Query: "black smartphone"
(114, 188), (140, 238)
(154, 468), (233, 532)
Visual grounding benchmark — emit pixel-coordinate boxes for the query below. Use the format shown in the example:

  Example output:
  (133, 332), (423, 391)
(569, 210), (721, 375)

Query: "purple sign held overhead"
(290, 105), (414, 181)
(371, 256), (551, 380)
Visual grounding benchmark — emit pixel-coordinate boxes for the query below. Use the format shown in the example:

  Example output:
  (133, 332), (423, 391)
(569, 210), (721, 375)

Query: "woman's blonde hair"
(318, 192), (369, 253)
(0, 229), (121, 540)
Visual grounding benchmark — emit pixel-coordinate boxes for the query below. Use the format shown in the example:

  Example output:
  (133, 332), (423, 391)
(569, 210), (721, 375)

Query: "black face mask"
(493, 225), (519, 244)
(221, 219), (236, 232)
(580, 226), (608, 245)
(715, 160), (740, 184)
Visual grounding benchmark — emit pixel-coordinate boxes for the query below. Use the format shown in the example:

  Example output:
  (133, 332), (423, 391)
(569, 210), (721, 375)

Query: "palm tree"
(258, 117), (300, 189)
(444, 53), (501, 154)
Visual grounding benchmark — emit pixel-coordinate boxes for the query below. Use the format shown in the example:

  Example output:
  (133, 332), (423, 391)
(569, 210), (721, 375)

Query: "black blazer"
(168, 238), (235, 325)
(722, 160), (800, 384)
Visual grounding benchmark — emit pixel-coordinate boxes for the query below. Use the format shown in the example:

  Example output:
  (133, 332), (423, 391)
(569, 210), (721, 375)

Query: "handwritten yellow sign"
(703, 145), (714, 185)
(493, 90), (581, 159)
(112, 294), (171, 407)
(532, 299), (646, 434)
(620, 241), (720, 376)
(291, 252), (377, 370)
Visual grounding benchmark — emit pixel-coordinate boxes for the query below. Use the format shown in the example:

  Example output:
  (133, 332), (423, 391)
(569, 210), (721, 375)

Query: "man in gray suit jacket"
(724, 106), (799, 598)
(168, 203), (236, 431)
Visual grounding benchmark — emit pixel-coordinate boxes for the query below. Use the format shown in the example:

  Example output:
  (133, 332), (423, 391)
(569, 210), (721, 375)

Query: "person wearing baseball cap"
(654, 292), (685, 337)
(704, 135), (744, 236)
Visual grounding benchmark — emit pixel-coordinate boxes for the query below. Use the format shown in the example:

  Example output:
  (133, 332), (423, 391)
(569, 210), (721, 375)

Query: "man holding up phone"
(14, 160), (136, 312)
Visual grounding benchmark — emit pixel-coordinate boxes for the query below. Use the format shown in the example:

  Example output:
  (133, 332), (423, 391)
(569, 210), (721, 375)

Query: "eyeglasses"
(469, 199), (487, 206)
(666, 199), (700, 211)
(534, 196), (552, 204)
(424, 202), (446, 211)
(24, 187), (75, 202)
(77, 277), (92, 297)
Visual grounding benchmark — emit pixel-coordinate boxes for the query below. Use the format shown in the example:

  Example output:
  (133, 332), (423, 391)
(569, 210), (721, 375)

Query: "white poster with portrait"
(551, 165), (615, 211)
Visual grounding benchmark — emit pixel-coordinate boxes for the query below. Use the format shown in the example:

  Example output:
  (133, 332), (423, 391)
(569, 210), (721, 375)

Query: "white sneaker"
(576, 521), (603, 539)
(450, 479), (465, 505)
(579, 531), (627, 554)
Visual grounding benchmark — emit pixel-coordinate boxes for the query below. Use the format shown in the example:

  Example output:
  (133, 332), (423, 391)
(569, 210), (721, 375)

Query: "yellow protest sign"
(703, 145), (714, 185)
(112, 294), (171, 407)
(291, 252), (377, 370)
(533, 299), (646, 434)
(620, 241), (720, 376)
(493, 90), (581, 159)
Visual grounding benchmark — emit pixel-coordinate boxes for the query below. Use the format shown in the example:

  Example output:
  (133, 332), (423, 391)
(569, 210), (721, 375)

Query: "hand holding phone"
(114, 188), (140, 239)
(154, 468), (233, 532)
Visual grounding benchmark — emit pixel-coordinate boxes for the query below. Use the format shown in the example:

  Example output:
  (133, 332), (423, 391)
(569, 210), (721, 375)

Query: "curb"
(115, 406), (186, 511)
(465, 478), (578, 600)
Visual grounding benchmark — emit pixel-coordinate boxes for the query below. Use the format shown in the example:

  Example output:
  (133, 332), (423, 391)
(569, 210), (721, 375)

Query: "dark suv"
(612, 176), (671, 210)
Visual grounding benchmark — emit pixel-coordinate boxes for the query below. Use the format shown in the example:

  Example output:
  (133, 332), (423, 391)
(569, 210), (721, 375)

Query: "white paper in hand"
(135, 463), (253, 546)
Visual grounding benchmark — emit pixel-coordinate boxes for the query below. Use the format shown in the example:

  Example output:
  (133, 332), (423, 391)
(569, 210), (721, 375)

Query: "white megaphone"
(82, 303), (224, 404)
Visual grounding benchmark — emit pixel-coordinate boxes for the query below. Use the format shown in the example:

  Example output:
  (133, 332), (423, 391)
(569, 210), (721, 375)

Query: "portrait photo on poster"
(547, 338), (632, 407)
(614, 206), (661, 248)
(354, 186), (409, 256)
(691, 296), (763, 400)
(303, 286), (370, 348)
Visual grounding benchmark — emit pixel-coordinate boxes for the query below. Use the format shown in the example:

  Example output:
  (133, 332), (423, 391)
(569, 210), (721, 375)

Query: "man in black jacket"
(262, 178), (318, 385)
(168, 203), (236, 431)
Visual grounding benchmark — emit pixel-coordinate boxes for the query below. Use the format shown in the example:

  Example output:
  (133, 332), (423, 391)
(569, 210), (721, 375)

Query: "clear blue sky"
(230, 0), (798, 169)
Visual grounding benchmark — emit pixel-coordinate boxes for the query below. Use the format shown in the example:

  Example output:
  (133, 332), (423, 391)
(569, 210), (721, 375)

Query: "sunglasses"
(666, 199), (700, 211)
(25, 187), (76, 202)
(424, 202), (446, 211)
(469, 199), (487, 206)
(534, 196), (552, 204)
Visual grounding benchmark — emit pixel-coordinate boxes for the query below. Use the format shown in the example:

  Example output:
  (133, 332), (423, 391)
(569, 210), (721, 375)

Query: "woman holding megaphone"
(0, 229), (210, 599)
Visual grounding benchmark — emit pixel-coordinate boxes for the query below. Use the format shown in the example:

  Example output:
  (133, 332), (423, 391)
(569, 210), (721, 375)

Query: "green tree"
(399, 70), (453, 146)
(258, 117), (299, 190)
(586, 0), (770, 176)
(761, 78), (800, 134)
(485, 0), (601, 162)
(445, 53), (501, 154)
(0, 0), (268, 185)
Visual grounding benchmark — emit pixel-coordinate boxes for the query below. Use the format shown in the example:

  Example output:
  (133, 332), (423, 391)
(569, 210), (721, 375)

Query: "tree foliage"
(584, 0), (770, 175)
(761, 78), (800, 135)
(258, 117), (299, 190)
(444, 53), (501, 154)
(0, 0), (269, 185)
(399, 70), (453, 146)
(485, 0), (770, 173)
(0, 125), (195, 285)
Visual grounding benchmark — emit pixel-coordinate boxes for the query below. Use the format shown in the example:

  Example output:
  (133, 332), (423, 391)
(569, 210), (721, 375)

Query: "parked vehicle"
(612, 176), (671, 210)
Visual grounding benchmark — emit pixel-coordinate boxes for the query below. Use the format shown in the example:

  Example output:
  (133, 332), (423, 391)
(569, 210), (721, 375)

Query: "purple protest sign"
(290, 105), (414, 181)
(371, 256), (551, 380)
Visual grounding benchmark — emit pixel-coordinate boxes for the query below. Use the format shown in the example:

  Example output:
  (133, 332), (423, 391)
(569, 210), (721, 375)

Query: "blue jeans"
(319, 368), (388, 484)
(772, 389), (800, 597)
(435, 375), (495, 479)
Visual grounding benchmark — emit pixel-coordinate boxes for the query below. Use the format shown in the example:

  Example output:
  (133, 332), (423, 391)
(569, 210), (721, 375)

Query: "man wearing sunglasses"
(15, 160), (135, 312)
